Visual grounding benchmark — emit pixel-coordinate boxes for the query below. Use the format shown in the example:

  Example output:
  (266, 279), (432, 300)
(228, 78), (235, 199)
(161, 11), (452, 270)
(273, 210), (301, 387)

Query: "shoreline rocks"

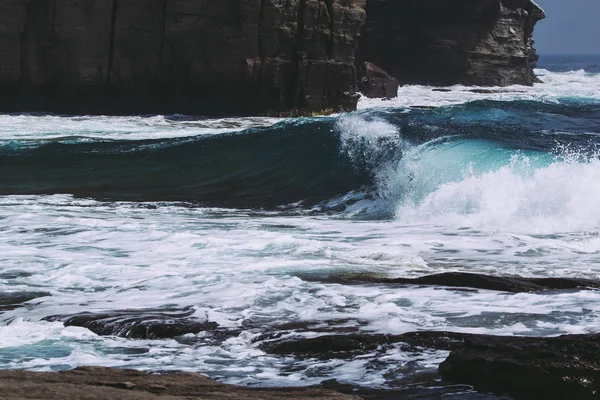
(298, 271), (600, 293)
(357, 61), (399, 99)
(0, 366), (359, 399)
(259, 331), (600, 399)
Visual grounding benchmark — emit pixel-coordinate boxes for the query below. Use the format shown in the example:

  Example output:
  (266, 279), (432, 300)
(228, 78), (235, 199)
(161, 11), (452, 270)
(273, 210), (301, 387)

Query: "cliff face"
(357, 0), (545, 86)
(0, 0), (544, 115)
(0, 0), (366, 115)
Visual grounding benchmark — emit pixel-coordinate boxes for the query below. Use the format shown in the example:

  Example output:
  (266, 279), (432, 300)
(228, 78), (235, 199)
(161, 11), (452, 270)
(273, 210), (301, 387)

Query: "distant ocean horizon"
(538, 53), (600, 73)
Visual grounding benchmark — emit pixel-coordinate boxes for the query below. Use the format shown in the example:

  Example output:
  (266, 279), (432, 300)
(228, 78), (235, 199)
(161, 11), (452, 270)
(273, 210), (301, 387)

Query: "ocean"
(1, 55), (599, 397)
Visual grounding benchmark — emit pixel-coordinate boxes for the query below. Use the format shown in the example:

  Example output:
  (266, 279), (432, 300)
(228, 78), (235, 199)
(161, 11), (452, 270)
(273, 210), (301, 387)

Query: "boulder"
(357, 61), (399, 98)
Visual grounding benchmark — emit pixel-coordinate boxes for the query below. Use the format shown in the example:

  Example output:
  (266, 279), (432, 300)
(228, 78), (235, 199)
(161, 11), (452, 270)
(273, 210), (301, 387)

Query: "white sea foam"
(358, 69), (600, 109)
(396, 155), (600, 234)
(0, 114), (281, 141)
(1, 192), (600, 383)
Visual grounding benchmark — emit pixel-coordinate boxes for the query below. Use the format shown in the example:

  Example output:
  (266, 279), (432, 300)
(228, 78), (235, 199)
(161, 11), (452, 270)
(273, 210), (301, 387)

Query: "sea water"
(1, 55), (600, 391)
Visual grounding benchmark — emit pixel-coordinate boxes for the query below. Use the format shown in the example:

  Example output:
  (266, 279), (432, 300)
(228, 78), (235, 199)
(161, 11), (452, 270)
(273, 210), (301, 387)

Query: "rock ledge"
(0, 366), (357, 400)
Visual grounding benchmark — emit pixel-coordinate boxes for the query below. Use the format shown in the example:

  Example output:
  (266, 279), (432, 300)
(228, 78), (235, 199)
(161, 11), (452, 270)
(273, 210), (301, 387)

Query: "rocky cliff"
(357, 0), (545, 86)
(0, 0), (544, 116)
(0, 366), (357, 399)
(0, 0), (366, 115)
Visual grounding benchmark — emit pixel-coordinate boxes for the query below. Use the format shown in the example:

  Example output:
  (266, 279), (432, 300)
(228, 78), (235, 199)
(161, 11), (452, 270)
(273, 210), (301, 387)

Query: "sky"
(534, 0), (600, 54)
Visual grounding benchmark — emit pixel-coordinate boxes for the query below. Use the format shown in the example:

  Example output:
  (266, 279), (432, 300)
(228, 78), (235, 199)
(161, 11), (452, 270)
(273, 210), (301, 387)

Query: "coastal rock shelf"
(260, 332), (600, 399)
(0, 366), (358, 399)
(0, 0), (544, 115)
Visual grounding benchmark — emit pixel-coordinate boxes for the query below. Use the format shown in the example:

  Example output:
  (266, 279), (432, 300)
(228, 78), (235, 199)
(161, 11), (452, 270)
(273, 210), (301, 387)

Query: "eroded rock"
(439, 333), (600, 399)
(0, 0), (546, 115)
(0, 366), (359, 399)
(357, 61), (399, 98)
(45, 308), (229, 340)
(0, 0), (367, 115)
(258, 329), (600, 399)
(358, 0), (545, 86)
(299, 271), (600, 293)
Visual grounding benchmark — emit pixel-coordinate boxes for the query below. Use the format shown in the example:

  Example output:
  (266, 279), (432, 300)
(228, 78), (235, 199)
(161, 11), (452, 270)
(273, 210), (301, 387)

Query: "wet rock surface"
(440, 333), (600, 399)
(259, 331), (600, 399)
(0, 291), (51, 312)
(44, 308), (233, 340)
(0, 366), (359, 399)
(357, 61), (399, 99)
(300, 271), (600, 293)
(258, 331), (470, 359)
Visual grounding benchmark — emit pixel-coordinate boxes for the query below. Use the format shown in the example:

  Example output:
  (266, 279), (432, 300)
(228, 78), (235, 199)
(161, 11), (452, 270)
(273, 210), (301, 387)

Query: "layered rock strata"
(357, 0), (545, 86)
(0, 0), (544, 115)
(0, 0), (366, 115)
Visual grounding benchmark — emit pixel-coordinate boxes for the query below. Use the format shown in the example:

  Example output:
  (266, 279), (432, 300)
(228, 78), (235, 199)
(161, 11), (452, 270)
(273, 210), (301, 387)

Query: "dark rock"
(45, 308), (223, 339)
(260, 333), (391, 359)
(0, 1), (547, 115)
(258, 331), (473, 359)
(299, 272), (600, 293)
(357, 61), (399, 98)
(439, 333), (600, 399)
(0, 0), (366, 116)
(392, 273), (600, 293)
(0, 366), (358, 399)
(260, 330), (600, 399)
(318, 377), (504, 400)
(470, 89), (501, 94)
(0, 270), (34, 280)
(409, 105), (438, 109)
(357, 0), (545, 86)
(0, 291), (50, 312)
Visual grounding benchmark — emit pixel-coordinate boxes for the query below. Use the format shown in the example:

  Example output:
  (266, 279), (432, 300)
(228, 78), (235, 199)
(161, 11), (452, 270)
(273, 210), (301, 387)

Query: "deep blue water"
(538, 54), (600, 73)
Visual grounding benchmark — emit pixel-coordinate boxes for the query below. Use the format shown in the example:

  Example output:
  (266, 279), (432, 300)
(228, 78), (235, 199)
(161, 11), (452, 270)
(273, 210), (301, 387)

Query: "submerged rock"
(258, 331), (472, 359)
(0, 291), (50, 312)
(0, 366), (358, 399)
(45, 308), (227, 340)
(300, 271), (600, 293)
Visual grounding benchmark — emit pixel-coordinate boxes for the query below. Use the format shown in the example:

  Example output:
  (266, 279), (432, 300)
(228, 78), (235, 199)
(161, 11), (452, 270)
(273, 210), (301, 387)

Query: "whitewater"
(1, 56), (600, 393)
